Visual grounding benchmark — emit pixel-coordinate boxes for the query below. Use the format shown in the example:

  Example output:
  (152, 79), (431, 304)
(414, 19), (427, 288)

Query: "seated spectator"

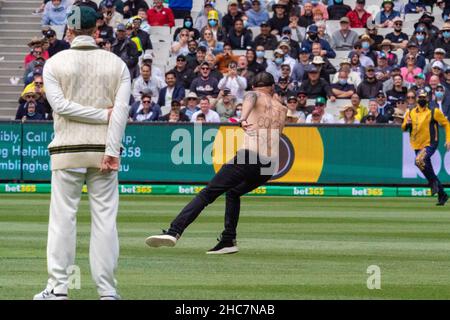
(375, 0), (400, 28)
(133, 95), (162, 122)
(221, 0), (243, 35)
(228, 103), (242, 123)
(187, 45), (207, 73)
(205, 53), (223, 82)
(443, 67), (450, 92)
(399, 41), (426, 69)
(95, 13), (114, 46)
(391, 108), (405, 125)
(42, 0), (68, 27)
(191, 97), (221, 122)
(247, 0), (270, 27)
(159, 100), (190, 122)
(266, 48), (287, 82)
(361, 99), (389, 123)
(147, 0), (174, 27)
(379, 39), (398, 67)
(426, 61), (445, 83)
(375, 90), (394, 119)
(348, 52), (365, 81)
(430, 84), (450, 119)
(302, 24), (336, 59)
(112, 24), (139, 78)
(305, 96), (335, 123)
(194, 2), (215, 31)
(302, 0), (329, 20)
(253, 21), (278, 50)
(437, 0), (450, 21)
(346, 0), (372, 28)
(237, 56), (255, 90)
(435, 25), (450, 58)
(190, 62), (220, 100)
(173, 15), (200, 41)
(357, 65), (384, 99)
(218, 61), (247, 102)
(332, 17), (358, 51)
(349, 93), (368, 121)
(287, 13), (306, 43)
(331, 70), (356, 98)
(129, 15), (152, 52)
(134, 8), (151, 34)
(312, 8), (326, 26)
(44, 29), (69, 57)
(300, 64), (336, 101)
(291, 47), (311, 83)
(21, 74), (45, 99)
(227, 19), (253, 50)
(359, 34), (378, 63)
(424, 48), (449, 75)
(215, 44), (239, 74)
(24, 39), (48, 68)
(386, 74), (408, 107)
(328, 0), (352, 20)
(274, 77), (296, 104)
(299, 2), (314, 28)
(285, 95), (303, 122)
(73, 0), (98, 11)
(405, 89), (418, 109)
(405, 0), (427, 14)
(181, 92), (200, 120)
(214, 89), (237, 122)
(132, 63), (166, 102)
(411, 26), (434, 60)
(429, 75), (442, 99)
(171, 28), (191, 56)
(123, 0), (149, 19)
(400, 54), (423, 85)
(171, 55), (195, 90)
(195, 113), (207, 123)
(200, 9), (226, 42)
(393, 98), (408, 115)
(374, 52), (392, 83)
(385, 17), (409, 50)
(331, 58), (362, 87)
(349, 41), (374, 70)
(296, 90), (315, 121)
(268, 3), (290, 36)
(102, 0), (124, 29)
(317, 21), (333, 46)
(16, 91), (44, 120)
(24, 58), (45, 86)
(311, 54), (337, 84)
(20, 100), (45, 122)
(248, 45), (268, 75)
(277, 41), (297, 72)
(199, 29), (224, 55)
(157, 71), (185, 108)
(339, 105), (359, 124)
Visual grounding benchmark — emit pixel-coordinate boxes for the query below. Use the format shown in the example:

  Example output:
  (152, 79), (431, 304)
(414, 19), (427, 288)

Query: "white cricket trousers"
(46, 169), (119, 297)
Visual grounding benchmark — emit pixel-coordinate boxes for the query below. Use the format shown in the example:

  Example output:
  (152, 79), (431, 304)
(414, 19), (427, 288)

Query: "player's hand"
(100, 155), (120, 173)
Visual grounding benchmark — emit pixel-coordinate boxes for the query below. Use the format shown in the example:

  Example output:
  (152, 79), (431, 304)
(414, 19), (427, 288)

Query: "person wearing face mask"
(412, 26), (434, 60)
(173, 15), (201, 41)
(402, 89), (450, 206)
(414, 13), (439, 42)
(327, 0), (351, 20)
(266, 48), (289, 82)
(430, 84), (450, 120)
(248, 45), (268, 74)
(331, 70), (356, 98)
(201, 9), (226, 42)
(434, 25), (450, 59)
(405, 0), (426, 14)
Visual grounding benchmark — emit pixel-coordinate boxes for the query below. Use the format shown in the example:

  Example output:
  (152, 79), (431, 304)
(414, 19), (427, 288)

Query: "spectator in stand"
(435, 25), (450, 59)
(171, 55), (195, 90)
(253, 21), (278, 50)
(357, 65), (384, 99)
(426, 60), (446, 83)
(16, 91), (44, 120)
(266, 48), (287, 82)
(391, 107), (405, 125)
(379, 39), (398, 67)
(188, 46), (207, 73)
(349, 93), (368, 121)
(24, 38), (49, 68)
(98, 0), (124, 14)
(332, 16), (359, 51)
(20, 100), (45, 122)
(300, 64), (336, 101)
(133, 94), (162, 122)
(277, 41), (297, 71)
(375, 0), (401, 28)
(181, 92), (200, 120)
(386, 74), (408, 107)
(191, 97), (221, 122)
(443, 67), (450, 92)
(218, 61), (247, 102)
(400, 41), (426, 69)
(171, 29), (191, 56)
(112, 23), (140, 79)
(157, 71), (186, 108)
(173, 15), (201, 41)
(221, 0), (243, 35)
(227, 18), (253, 50)
(302, 0), (329, 20)
(361, 99), (389, 123)
(102, 0), (124, 29)
(305, 96), (335, 123)
(392, 0), (405, 15)
(385, 17), (409, 50)
(339, 105), (359, 124)
(292, 47), (311, 83)
(346, 0), (371, 29)
(410, 73), (428, 93)
(374, 52), (392, 83)
(44, 29), (69, 57)
(132, 63), (166, 102)
(410, 26), (434, 60)
(201, 10), (226, 42)
(268, 3), (290, 36)
(375, 90), (394, 119)
(310, 54), (336, 83)
(129, 16), (152, 52)
(284, 95), (302, 121)
(199, 29), (224, 56)
(394, 97), (408, 114)
(147, 0), (175, 27)
(405, 0), (427, 14)
(215, 44), (239, 74)
(400, 54), (423, 85)
(365, 24), (384, 51)
(430, 84), (450, 119)
(296, 90), (315, 122)
(228, 103), (242, 123)
(248, 45), (268, 74)
(214, 89), (237, 122)
(274, 76), (296, 104)
(123, 0), (149, 19)
(237, 55), (255, 90)
(299, 2), (314, 28)
(194, 2), (215, 31)
(73, 0), (98, 10)
(331, 58), (362, 87)
(24, 59), (45, 86)
(133, 8), (151, 34)
(302, 24), (336, 59)
(204, 53), (223, 81)
(95, 12), (115, 46)
(169, 0), (193, 19)
(159, 100), (190, 121)
(247, 0), (270, 27)
(287, 13), (306, 43)
(331, 70), (356, 98)
(328, 0), (351, 20)
(437, 0), (450, 21)
(42, 0), (68, 27)
(190, 62), (220, 100)
(195, 113), (206, 123)
(358, 34), (377, 65)
(184, 39), (199, 66)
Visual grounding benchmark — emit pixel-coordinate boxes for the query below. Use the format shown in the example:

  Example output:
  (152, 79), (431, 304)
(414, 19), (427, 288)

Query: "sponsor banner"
(338, 187), (397, 197)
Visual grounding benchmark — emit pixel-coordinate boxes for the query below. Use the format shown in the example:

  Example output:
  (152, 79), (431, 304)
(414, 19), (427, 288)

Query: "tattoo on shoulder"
(243, 91), (258, 106)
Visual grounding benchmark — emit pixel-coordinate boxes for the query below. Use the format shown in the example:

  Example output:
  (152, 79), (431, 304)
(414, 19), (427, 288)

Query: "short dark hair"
(141, 63), (151, 69)
(165, 70), (176, 78)
(197, 113), (206, 119)
(200, 96), (210, 103)
(254, 71), (275, 88)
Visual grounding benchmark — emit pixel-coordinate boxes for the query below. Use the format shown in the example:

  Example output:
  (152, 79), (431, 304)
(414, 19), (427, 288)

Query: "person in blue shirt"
(375, 0), (401, 28)
(246, 0), (270, 27)
(169, 0), (193, 19)
(301, 24), (336, 59)
(405, 0), (427, 14)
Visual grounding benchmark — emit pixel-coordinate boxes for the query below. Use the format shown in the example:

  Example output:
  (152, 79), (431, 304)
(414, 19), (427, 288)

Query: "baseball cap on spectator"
(116, 23), (126, 31)
(176, 54), (186, 61)
(305, 64), (319, 73)
(104, 0), (114, 8)
(445, 66), (450, 73)
(415, 26), (426, 33)
(417, 89), (428, 97)
(297, 89), (307, 97)
(201, 61), (210, 68)
(307, 25), (318, 34)
(274, 48), (284, 56)
(299, 47), (310, 54)
(435, 48), (446, 55)
(67, 5), (98, 30)
(381, 0), (394, 8)
(340, 17), (350, 24)
(366, 65), (375, 71)
(142, 53), (153, 62)
(415, 73), (425, 79)
(391, 65), (401, 71)
(278, 77), (289, 84)
(44, 29), (56, 38)
(356, 0), (365, 3)
(282, 26), (292, 34)
(198, 46), (208, 53)
(260, 21), (269, 27)
(204, 1), (213, 8)
(407, 41), (418, 48)
(378, 52), (387, 59)
(376, 90), (385, 97)
(287, 95), (297, 102)
(315, 97), (326, 106)
(366, 112), (376, 120)
(432, 61), (444, 70)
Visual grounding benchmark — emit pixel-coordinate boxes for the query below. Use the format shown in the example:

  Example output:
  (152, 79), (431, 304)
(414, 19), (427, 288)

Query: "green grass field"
(1, 194), (450, 300)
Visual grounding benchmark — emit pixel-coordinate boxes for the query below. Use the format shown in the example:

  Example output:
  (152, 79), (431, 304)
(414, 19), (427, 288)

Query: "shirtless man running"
(145, 72), (287, 254)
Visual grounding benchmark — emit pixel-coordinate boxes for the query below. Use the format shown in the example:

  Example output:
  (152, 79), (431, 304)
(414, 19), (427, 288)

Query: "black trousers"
(168, 150), (274, 241)
(171, 9), (191, 19)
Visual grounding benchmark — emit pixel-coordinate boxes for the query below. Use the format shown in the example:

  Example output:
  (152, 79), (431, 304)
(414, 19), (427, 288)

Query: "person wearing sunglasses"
(189, 61), (220, 100)
(131, 89), (161, 121)
(171, 28), (191, 56)
(385, 17), (409, 50)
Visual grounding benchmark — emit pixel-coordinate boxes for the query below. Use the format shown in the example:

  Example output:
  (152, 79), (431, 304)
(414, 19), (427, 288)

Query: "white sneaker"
(100, 294), (121, 300)
(33, 289), (68, 300)
(145, 234), (177, 247)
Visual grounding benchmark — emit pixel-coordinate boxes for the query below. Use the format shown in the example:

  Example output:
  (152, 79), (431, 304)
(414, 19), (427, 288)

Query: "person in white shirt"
(305, 96), (335, 123)
(218, 61), (247, 102)
(132, 63), (166, 102)
(191, 96), (221, 123)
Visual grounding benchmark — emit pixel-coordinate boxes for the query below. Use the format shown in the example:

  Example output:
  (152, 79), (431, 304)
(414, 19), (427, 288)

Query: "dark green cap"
(67, 6), (98, 30)
(315, 96), (326, 105)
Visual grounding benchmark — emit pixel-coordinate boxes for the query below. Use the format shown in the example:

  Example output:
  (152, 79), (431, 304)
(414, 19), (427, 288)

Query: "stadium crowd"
(14, 0), (450, 125)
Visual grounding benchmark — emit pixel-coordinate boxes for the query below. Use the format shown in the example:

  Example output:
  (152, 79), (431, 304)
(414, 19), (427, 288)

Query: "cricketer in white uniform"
(33, 6), (130, 300)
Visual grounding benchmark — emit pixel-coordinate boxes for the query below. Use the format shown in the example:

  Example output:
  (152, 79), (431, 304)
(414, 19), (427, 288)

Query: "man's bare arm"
(240, 91), (258, 122)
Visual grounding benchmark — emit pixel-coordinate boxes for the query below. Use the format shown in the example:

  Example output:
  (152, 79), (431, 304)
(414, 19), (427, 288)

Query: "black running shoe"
(430, 180), (440, 196)
(206, 239), (239, 255)
(145, 230), (179, 248)
(436, 192), (449, 206)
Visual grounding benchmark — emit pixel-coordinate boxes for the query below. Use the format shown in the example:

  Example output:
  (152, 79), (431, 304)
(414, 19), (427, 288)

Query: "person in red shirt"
(24, 38), (49, 68)
(346, 0), (372, 28)
(147, 0), (175, 27)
